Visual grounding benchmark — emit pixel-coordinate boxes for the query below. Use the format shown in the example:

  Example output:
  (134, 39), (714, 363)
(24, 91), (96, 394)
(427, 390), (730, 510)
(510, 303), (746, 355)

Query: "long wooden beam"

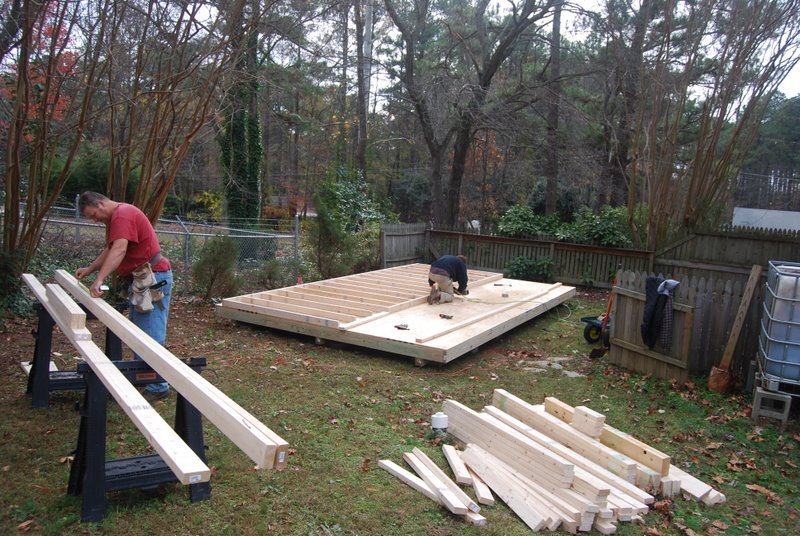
(55, 270), (288, 470)
(21, 275), (210, 485)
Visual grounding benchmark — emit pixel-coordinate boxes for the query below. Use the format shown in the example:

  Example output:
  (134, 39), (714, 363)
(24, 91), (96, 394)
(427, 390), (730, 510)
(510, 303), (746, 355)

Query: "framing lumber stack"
(217, 264), (576, 365)
(23, 272), (289, 483)
(390, 390), (725, 533)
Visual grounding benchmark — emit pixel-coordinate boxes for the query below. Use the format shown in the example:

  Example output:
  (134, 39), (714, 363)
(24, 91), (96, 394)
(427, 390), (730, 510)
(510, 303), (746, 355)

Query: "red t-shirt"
(108, 203), (170, 277)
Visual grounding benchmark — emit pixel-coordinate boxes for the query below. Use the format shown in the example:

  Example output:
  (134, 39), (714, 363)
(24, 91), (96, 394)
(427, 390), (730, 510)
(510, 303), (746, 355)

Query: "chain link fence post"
(293, 213), (300, 283)
(74, 194), (80, 242)
(175, 215), (191, 288)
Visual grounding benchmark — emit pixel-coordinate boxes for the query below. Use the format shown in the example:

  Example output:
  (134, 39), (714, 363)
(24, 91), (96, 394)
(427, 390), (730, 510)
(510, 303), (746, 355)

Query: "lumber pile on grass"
(380, 389), (725, 532)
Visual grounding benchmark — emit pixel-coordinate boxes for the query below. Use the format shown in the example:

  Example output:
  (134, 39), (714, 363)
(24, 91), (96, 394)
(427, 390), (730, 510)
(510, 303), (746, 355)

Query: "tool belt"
(129, 255), (166, 313)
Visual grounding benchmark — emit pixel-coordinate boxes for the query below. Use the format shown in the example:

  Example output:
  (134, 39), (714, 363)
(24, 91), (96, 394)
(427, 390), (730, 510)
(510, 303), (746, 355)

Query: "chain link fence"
(30, 202), (300, 294)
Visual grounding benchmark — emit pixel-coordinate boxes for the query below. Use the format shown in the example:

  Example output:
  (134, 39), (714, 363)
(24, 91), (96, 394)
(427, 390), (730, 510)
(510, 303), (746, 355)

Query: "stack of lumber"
(381, 389), (725, 533)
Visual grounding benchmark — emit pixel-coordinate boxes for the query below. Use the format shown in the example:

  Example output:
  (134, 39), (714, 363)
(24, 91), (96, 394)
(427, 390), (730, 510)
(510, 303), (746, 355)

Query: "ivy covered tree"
(305, 167), (395, 279)
(219, 14), (262, 224)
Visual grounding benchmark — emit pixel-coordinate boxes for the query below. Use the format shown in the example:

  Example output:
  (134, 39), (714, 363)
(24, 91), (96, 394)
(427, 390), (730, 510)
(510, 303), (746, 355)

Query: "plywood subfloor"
(216, 264), (575, 364)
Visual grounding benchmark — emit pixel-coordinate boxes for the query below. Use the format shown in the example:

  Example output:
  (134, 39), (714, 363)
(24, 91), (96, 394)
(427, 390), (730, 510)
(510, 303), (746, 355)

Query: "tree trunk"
(544, 2), (562, 215)
(354, 0), (369, 182)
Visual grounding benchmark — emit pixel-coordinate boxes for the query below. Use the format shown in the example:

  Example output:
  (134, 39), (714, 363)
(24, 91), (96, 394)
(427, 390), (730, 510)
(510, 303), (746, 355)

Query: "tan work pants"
(428, 272), (454, 303)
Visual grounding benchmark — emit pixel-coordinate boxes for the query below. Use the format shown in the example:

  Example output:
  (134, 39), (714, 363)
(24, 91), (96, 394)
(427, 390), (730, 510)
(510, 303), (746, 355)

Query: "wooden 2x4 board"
(216, 264), (576, 364)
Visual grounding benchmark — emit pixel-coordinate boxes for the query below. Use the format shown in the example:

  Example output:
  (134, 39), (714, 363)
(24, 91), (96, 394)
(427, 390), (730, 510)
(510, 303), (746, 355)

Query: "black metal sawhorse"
(67, 358), (211, 522)
(27, 302), (124, 408)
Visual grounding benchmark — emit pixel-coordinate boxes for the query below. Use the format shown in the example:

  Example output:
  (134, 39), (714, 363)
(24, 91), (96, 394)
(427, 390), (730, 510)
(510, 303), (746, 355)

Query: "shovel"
(708, 264), (762, 393)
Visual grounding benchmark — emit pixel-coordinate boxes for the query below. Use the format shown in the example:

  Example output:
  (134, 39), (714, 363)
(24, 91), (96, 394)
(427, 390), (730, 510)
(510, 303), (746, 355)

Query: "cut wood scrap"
(668, 464), (725, 504)
(403, 452), (468, 515)
(460, 444), (551, 532)
(466, 467), (495, 505)
(21, 275), (211, 486)
(634, 464), (662, 493)
(482, 405), (652, 507)
(659, 475), (681, 497)
(544, 396), (671, 477)
(21, 360), (58, 375)
(441, 444), (472, 485)
(702, 489), (727, 506)
(55, 270), (289, 471)
(411, 447), (480, 513)
(37, 282), (92, 342)
(572, 406), (605, 439)
(594, 518), (618, 535)
(377, 460), (486, 526)
(442, 399), (574, 485)
(492, 391), (637, 482)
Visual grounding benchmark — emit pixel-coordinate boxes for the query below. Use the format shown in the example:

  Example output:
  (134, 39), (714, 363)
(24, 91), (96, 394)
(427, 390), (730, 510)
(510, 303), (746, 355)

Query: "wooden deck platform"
(216, 264), (576, 365)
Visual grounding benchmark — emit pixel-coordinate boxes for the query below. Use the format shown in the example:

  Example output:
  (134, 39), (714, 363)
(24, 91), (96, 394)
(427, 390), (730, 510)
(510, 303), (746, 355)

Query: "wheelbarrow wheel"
(583, 323), (602, 344)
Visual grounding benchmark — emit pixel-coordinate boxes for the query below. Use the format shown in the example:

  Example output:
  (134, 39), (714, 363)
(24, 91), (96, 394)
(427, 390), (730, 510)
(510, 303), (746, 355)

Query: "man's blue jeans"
(129, 270), (172, 394)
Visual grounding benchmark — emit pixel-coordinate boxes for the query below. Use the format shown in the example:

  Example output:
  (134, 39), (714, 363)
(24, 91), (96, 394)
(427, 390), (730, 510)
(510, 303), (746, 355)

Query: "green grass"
(0, 289), (798, 535)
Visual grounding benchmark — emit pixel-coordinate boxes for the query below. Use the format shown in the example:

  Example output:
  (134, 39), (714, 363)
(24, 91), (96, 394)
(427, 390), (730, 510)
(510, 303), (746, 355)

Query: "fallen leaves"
(746, 483), (784, 505)
(727, 453), (758, 472)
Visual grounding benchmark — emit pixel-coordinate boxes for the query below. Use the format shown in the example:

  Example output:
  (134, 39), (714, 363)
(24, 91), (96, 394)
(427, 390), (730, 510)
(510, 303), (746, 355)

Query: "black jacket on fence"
(641, 276), (667, 349)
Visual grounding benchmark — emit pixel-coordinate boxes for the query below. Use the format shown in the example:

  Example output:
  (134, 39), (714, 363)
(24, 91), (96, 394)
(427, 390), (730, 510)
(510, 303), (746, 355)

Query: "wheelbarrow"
(581, 274), (618, 358)
(580, 314), (612, 346)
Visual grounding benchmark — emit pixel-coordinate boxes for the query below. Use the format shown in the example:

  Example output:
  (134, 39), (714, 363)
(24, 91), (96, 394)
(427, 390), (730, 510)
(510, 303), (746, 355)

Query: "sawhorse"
(26, 302), (124, 408)
(67, 358), (211, 522)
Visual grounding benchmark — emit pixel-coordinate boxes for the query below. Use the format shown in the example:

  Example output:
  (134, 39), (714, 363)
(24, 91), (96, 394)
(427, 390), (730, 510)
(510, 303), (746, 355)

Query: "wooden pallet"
(217, 264), (576, 364)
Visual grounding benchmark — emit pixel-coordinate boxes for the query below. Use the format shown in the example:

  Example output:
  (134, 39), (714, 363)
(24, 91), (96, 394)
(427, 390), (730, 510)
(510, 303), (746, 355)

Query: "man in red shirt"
(75, 192), (172, 402)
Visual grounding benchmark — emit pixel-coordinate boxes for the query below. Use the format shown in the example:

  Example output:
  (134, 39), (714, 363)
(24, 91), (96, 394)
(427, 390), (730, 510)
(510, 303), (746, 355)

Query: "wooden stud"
(411, 447), (479, 513)
(55, 270), (289, 471)
(466, 467), (495, 506)
(22, 274), (210, 485)
(442, 444), (472, 485)
(402, 452), (468, 515)
(492, 391), (637, 481)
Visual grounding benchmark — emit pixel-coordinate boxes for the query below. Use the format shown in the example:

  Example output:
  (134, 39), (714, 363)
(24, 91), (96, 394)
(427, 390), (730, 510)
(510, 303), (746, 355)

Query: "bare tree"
(626, 0), (800, 249)
(3, 0), (107, 275)
(384, 0), (556, 227)
(1, 0), (260, 279)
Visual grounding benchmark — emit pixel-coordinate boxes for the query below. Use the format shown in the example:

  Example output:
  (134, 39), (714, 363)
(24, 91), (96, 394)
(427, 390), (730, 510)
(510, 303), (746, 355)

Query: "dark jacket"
(431, 256), (468, 293)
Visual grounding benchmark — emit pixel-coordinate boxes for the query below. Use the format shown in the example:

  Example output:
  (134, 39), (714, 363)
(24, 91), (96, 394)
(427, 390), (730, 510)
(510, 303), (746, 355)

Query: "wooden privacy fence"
(609, 270), (765, 382)
(654, 226), (800, 286)
(424, 230), (653, 288)
(380, 224), (798, 290)
(381, 223), (428, 268)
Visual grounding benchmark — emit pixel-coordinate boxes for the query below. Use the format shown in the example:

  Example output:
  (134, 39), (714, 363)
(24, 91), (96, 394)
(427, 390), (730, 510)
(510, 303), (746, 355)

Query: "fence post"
(380, 227), (386, 269)
(293, 213), (300, 282)
(74, 194), (80, 242)
(175, 215), (191, 287)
